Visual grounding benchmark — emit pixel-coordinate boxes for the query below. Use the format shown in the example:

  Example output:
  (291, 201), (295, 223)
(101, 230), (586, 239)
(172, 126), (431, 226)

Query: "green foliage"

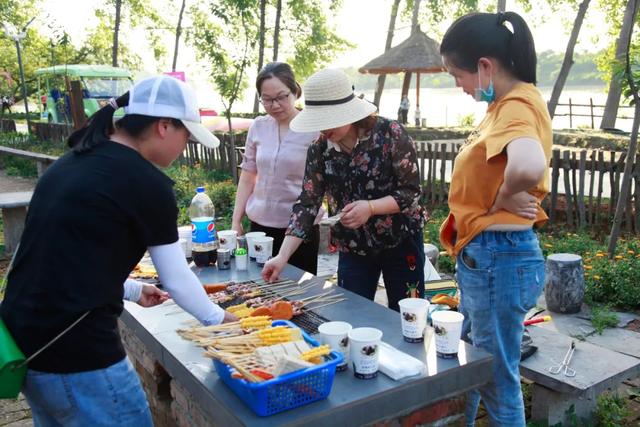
(421, 205), (456, 274)
(595, 392), (630, 427)
(458, 113), (475, 127)
(163, 164), (234, 227)
(539, 229), (640, 309)
(590, 305), (619, 334)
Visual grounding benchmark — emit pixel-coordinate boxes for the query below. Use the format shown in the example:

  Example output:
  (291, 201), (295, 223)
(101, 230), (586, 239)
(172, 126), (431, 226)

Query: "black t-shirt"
(0, 140), (178, 373)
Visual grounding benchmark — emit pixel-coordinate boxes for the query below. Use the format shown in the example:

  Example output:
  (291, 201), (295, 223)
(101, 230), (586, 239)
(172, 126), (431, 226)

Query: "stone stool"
(544, 253), (584, 314)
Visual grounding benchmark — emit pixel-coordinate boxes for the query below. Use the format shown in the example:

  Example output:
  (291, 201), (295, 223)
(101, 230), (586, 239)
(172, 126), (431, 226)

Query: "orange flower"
(615, 255), (623, 260)
(593, 275), (601, 280)
(595, 253), (605, 258)
(627, 250), (635, 255)
(544, 243), (553, 248)
(584, 265), (593, 270)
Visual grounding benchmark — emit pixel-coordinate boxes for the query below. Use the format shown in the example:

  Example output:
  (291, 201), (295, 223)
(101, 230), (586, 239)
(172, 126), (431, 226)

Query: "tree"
(172, 0), (187, 72)
(189, 0), (259, 183)
(547, 0), (592, 118)
(608, 0), (640, 256)
(272, 0), (282, 61)
(601, 0), (638, 129)
(253, 0), (267, 113)
(113, 0), (122, 66)
(373, 0), (401, 107)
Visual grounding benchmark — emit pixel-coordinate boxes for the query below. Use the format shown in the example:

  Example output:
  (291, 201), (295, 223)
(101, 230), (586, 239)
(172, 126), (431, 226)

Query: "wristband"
(367, 200), (375, 216)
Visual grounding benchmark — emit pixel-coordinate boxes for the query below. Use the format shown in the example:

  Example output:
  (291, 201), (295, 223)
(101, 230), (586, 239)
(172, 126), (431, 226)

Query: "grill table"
(121, 259), (492, 426)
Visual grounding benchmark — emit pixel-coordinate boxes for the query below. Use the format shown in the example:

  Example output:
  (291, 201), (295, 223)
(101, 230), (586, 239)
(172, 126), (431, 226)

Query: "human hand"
(340, 200), (372, 229)
(262, 255), (287, 282)
(231, 220), (245, 236)
(137, 284), (170, 307)
(489, 186), (538, 220)
(222, 311), (239, 323)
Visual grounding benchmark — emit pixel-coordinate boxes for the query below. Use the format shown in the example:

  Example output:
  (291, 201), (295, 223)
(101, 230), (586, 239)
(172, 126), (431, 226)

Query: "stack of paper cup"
(218, 230), (238, 256)
(245, 231), (266, 260)
(318, 321), (352, 371)
(177, 226), (192, 258)
(398, 298), (430, 343)
(431, 311), (465, 359)
(348, 327), (383, 379)
(253, 236), (274, 266)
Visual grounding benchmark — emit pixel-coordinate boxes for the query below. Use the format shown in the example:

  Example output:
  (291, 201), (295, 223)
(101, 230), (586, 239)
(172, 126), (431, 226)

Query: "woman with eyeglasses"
(231, 62), (322, 274)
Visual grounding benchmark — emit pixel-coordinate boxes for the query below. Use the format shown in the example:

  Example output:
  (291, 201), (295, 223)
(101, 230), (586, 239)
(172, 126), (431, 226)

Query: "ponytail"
(68, 92), (130, 153)
(441, 11), (537, 84)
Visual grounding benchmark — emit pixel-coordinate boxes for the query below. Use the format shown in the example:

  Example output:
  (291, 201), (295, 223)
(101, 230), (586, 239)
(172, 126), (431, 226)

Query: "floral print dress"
(286, 117), (425, 255)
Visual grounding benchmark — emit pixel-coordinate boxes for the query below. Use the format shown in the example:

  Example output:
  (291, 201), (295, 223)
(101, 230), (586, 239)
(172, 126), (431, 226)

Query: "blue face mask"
(474, 65), (495, 103)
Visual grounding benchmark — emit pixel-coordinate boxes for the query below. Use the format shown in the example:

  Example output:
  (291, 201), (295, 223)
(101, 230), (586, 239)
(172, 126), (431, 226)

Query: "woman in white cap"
(0, 75), (237, 426)
(232, 62), (322, 273)
(262, 68), (426, 311)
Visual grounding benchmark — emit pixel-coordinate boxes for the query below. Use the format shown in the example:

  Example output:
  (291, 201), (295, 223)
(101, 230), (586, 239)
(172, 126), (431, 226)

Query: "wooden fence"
(176, 134), (245, 172)
(415, 141), (639, 232)
(554, 99), (635, 129)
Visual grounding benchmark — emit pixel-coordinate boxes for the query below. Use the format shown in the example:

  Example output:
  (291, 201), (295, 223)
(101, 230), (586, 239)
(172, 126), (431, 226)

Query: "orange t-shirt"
(440, 83), (552, 256)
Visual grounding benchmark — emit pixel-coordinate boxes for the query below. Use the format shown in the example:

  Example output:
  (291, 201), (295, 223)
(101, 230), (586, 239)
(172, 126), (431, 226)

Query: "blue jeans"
(337, 231), (425, 311)
(23, 356), (153, 427)
(456, 229), (544, 427)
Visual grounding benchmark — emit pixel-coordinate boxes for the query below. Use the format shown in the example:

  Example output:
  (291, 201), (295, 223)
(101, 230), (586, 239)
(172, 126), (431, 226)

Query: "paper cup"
(218, 230), (238, 256)
(245, 231), (266, 260)
(348, 327), (383, 379)
(253, 236), (274, 266)
(431, 311), (464, 359)
(398, 298), (430, 343)
(318, 321), (352, 371)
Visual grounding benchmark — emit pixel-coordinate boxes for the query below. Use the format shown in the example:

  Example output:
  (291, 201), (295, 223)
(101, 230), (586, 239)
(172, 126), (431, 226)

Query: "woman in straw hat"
(1, 75), (237, 426)
(262, 68), (426, 311)
(232, 62), (322, 274)
(439, 12), (550, 425)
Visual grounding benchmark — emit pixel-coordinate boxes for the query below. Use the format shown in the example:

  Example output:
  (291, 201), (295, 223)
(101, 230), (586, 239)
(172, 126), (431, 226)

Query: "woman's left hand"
(137, 284), (170, 307)
(340, 200), (372, 229)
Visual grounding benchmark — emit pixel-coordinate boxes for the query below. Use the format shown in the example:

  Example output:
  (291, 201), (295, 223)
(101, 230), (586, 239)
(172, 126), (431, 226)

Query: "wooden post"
(609, 151), (617, 218)
(590, 98), (595, 129)
(578, 150), (587, 228)
(588, 151), (596, 225)
(439, 143), (446, 203)
(419, 142), (425, 184)
(549, 149), (560, 222)
(571, 151), (579, 220)
(596, 151), (605, 225)
(431, 143), (437, 204)
(563, 151), (574, 227)
(68, 80), (86, 130)
(425, 143), (432, 202)
(569, 98), (573, 128)
(544, 253), (584, 314)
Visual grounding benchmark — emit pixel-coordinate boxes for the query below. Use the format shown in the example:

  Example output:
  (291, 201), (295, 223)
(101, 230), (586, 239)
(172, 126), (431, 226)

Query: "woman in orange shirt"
(439, 12), (551, 426)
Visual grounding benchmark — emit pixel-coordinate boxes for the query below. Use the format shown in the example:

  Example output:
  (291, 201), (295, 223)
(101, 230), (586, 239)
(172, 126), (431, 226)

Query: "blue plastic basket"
(213, 320), (343, 416)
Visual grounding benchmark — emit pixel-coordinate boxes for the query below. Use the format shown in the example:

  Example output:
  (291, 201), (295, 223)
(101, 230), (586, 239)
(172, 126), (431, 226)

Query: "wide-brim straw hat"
(290, 69), (377, 133)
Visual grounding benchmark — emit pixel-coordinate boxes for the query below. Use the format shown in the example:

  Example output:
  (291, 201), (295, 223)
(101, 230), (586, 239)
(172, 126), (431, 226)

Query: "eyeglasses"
(259, 92), (291, 107)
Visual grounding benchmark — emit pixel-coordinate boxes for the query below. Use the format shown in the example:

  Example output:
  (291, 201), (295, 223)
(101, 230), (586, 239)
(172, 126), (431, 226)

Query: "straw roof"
(359, 28), (445, 75)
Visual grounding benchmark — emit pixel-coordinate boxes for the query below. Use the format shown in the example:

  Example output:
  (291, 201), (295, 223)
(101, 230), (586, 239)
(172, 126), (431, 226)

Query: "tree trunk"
(547, 0), (591, 118)
(497, 0), (506, 12)
(373, 0), (401, 107)
(112, 0), (122, 67)
(601, 0), (637, 130)
(253, 0), (267, 113)
(172, 0), (187, 72)
(272, 0), (282, 61)
(544, 254), (585, 314)
(608, 0), (640, 257)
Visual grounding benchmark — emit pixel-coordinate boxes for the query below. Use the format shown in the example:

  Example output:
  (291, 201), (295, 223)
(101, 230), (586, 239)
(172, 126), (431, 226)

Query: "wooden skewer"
(303, 298), (348, 311)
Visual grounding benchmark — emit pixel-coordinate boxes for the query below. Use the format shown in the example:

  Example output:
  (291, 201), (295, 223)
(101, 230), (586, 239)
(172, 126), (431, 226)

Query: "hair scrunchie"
(108, 98), (119, 110)
(497, 11), (507, 25)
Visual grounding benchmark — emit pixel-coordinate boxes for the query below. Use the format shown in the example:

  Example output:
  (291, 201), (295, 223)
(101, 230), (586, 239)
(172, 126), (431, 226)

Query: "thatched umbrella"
(359, 27), (445, 124)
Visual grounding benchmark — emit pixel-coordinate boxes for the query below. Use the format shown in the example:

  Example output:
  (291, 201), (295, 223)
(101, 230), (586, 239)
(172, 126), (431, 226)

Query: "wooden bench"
(520, 326), (640, 425)
(0, 146), (58, 177)
(0, 191), (33, 254)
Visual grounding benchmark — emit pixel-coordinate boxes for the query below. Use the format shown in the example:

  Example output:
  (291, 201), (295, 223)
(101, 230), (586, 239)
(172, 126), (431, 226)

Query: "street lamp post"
(3, 18), (35, 134)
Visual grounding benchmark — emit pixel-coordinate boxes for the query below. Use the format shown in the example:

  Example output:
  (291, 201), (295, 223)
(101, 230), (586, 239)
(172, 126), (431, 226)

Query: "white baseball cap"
(124, 76), (219, 148)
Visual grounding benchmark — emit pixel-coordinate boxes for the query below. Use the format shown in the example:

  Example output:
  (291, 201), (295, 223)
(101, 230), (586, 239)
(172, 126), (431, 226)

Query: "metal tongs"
(548, 340), (577, 377)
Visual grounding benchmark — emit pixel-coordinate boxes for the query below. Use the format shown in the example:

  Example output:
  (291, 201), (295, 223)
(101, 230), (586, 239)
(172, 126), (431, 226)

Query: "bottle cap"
(196, 186), (205, 193)
(234, 248), (247, 256)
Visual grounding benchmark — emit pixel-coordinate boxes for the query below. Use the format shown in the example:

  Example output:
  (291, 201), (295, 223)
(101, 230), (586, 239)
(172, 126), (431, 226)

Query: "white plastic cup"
(431, 311), (465, 359)
(245, 231), (266, 260)
(235, 253), (248, 270)
(218, 230), (238, 255)
(318, 321), (352, 371)
(178, 238), (188, 259)
(348, 327), (383, 379)
(398, 298), (430, 343)
(253, 236), (274, 266)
